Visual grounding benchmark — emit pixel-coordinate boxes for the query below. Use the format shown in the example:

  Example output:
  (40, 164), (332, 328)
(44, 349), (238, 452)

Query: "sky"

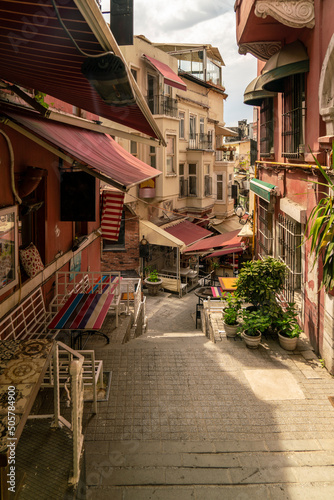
(101, 0), (257, 126)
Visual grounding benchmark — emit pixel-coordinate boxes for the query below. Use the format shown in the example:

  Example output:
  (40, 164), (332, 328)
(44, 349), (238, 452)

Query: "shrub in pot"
(222, 293), (242, 338)
(238, 309), (271, 348)
(236, 257), (287, 309)
(273, 303), (302, 351)
(144, 269), (163, 296)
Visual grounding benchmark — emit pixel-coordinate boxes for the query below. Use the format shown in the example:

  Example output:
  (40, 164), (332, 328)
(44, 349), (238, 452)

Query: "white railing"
(120, 278), (142, 325)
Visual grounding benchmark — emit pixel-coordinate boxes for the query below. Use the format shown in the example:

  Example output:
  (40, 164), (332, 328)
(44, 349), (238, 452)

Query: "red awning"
(0, 0), (163, 141)
(101, 190), (124, 241)
(185, 229), (241, 253)
(206, 245), (245, 258)
(4, 110), (161, 190)
(164, 220), (212, 246)
(143, 55), (187, 91)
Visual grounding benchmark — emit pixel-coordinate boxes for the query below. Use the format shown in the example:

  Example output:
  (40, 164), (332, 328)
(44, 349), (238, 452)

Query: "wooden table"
(48, 293), (113, 348)
(218, 277), (237, 293)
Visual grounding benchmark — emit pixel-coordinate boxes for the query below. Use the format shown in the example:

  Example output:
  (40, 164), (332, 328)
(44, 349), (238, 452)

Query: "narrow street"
(80, 290), (334, 500)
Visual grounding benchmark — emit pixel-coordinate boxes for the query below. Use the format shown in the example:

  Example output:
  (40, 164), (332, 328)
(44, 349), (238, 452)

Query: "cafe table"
(218, 277), (237, 293)
(0, 338), (54, 499)
(48, 292), (113, 349)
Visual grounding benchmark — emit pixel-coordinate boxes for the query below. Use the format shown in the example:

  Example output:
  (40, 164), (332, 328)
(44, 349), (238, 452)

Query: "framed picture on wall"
(0, 205), (18, 295)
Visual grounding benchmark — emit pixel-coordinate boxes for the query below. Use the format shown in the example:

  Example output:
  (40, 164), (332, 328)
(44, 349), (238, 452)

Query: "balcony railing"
(146, 94), (178, 117)
(187, 133), (213, 150)
(215, 150), (236, 161)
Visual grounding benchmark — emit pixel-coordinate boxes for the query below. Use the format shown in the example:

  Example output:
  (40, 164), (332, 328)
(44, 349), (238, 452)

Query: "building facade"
(236, 0), (334, 373)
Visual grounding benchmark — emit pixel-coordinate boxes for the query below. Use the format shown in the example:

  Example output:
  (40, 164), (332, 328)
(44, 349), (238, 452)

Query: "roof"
(163, 220), (212, 246)
(184, 229), (241, 253)
(153, 43), (225, 66)
(139, 220), (185, 250)
(2, 109), (161, 190)
(0, 0), (164, 142)
(209, 216), (243, 234)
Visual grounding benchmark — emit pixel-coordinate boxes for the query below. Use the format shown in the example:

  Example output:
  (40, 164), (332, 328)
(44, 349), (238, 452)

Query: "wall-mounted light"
(235, 205), (253, 227)
(81, 53), (136, 106)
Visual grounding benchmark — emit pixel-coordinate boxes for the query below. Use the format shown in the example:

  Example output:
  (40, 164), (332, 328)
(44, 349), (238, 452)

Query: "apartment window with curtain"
(282, 74), (306, 158)
(228, 173), (233, 200)
(166, 135), (176, 174)
(188, 163), (197, 196)
(179, 163), (187, 197)
(216, 173), (225, 202)
(130, 140), (137, 157)
(204, 164), (212, 197)
(149, 146), (156, 168)
(189, 115), (196, 140)
(179, 111), (185, 139)
(260, 98), (274, 157)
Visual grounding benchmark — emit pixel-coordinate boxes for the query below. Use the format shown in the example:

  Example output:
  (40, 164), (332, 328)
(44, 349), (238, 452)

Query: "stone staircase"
(85, 439), (334, 499)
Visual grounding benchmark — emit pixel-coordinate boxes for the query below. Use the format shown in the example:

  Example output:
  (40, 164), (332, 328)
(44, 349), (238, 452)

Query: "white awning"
(139, 220), (186, 250)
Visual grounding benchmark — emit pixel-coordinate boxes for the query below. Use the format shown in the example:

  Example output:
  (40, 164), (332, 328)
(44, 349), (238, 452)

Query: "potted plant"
(273, 303), (302, 351)
(144, 268), (163, 296)
(236, 257), (287, 310)
(222, 293), (242, 338)
(238, 309), (271, 348)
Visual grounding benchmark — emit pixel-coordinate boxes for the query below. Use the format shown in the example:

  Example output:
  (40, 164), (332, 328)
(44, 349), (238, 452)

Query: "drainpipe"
(0, 129), (22, 204)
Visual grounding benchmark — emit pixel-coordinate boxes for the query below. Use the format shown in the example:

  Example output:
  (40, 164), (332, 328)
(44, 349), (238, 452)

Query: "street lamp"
(235, 205), (253, 226)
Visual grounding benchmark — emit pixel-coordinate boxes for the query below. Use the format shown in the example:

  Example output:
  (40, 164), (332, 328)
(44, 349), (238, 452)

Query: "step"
(84, 440), (334, 494)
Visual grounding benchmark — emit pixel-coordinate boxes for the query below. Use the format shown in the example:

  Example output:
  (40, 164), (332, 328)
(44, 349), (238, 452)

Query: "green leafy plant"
(146, 269), (160, 282)
(236, 256), (287, 307)
(272, 303), (302, 338)
(222, 293), (242, 326)
(238, 309), (271, 337)
(304, 141), (334, 292)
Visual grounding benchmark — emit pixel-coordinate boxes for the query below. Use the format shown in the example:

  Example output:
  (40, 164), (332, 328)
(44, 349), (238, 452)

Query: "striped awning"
(101, 191), (125, 241)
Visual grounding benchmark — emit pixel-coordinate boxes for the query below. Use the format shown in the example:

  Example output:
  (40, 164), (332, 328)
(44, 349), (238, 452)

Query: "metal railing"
(188, 133), (213, 150)
(146, 94), (178, 117)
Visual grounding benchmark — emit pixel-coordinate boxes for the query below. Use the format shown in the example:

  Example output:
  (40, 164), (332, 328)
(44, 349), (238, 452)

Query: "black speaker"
(60, 171), (96, 221)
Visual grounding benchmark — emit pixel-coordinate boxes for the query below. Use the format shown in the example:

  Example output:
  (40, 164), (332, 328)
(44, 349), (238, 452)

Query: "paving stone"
(165, 467), (231, 485)
(195, 485), (270, 499)
(123, 487), (196, 500)
(269, 484), (334, 499)
(265, 440), (321, 452)
(101, 468), (166, 486)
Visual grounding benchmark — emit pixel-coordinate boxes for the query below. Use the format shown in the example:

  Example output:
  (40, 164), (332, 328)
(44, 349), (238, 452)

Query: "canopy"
(143, 55), (187, 91)
(250, 178), (277, 202)
(244, 75), (277, 106)
(215, 124), (239, 137)
(206, 245), (245, 258)
(2, 110), (161, 191)
(258, 41), (309, 93)
(185, 229), (241, 254)
(139, 220), (186, 251)
(163, 220), (212, 246)
(0, 0), (164, 141)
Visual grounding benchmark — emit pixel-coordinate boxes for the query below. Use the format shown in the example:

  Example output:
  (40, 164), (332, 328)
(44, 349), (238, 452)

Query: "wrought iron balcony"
(187, 133), (213, 151)
(146, 94), (178, 117)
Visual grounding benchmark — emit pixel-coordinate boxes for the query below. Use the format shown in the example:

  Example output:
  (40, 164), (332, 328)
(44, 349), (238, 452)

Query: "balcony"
(187, 133), (213, 151)
(146, 94), (178, 117)
(215, 149), (236, 162)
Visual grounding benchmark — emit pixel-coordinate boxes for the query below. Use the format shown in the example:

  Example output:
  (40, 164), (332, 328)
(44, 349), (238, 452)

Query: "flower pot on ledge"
(139, 187), (156, 198)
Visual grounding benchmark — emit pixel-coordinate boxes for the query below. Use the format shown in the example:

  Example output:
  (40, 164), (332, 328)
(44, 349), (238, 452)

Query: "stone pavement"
(78, 290), (334, 500)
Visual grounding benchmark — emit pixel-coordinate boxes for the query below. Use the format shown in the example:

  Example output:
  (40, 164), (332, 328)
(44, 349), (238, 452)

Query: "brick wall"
(101, 208), (140, 272)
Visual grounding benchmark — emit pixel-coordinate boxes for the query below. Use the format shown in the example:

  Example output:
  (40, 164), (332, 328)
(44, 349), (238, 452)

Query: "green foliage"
(238, 309), (271, 337)
(146, 269), (160, 282)
(304, 141), (334, 292)
(222, 293), (242, 325)
(34, 91), (49, 109)
(236, 256), (287, 307)
(273, 303), (302, 338)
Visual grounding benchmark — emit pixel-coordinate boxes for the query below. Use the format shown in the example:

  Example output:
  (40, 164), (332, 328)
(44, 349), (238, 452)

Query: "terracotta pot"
(242, 331), (261, 348)
(278, 333), (298, 351)
(223, 322), (239, 338)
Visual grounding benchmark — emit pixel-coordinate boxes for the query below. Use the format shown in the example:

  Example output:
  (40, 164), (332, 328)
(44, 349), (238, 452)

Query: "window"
(0, 205), (19, 294)
(258, 199), (273, 257)
(149, 146), (156, 168)
(102, 210), (126, 251)
(166, 135), (176, 174)
(282, 74), (306, 158)
(179, 163), (187, 197)
(208, 129), (213, 149)
(277, 213), (302, 303)
(189, 115), (196, 140)
(216, 173), (225, 202)
(20, 176), (46, 263)
(131, 68), (137, 81)
(188, 163), (197, 196)
(130, 141), (137, 157)
(179, 112), (185, 139)
(164, 84), (172, 96)
(228, 173), (233, 200)
(260, 98), (274, 157)
(199, 118), (205, 137)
